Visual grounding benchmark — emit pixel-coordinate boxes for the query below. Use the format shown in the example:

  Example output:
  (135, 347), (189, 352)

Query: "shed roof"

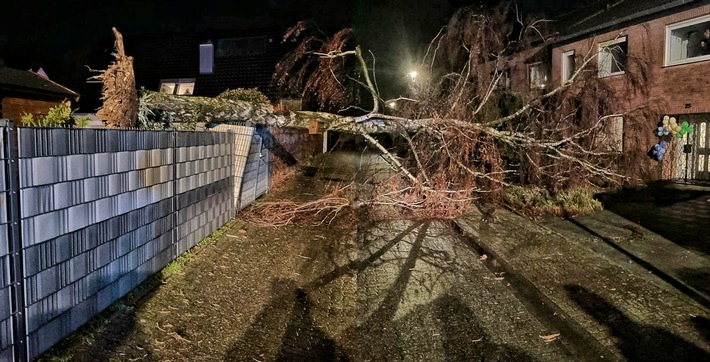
(0, 66), (80, 101)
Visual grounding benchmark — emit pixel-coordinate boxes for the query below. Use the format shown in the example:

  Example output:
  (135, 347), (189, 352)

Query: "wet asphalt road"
(224, 219), (576, 361)
(240, 151), (576, 361)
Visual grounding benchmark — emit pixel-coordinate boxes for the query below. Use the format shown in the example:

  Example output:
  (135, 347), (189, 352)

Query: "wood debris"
(539, 333), (560, 343)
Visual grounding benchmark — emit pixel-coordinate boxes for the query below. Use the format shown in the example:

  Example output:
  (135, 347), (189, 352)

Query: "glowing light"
(408, 70), (418, 81)
(388, 101), (397, 108)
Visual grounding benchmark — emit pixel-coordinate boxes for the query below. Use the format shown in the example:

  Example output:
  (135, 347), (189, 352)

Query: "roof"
(128, 30), (289, 100)
(554, 0), (702, 42)
(0, 66), (80, 100)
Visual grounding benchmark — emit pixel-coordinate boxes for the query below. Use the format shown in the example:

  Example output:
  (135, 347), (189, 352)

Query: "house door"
(676, 115), (709, 180)
(692, 120), (709, 180)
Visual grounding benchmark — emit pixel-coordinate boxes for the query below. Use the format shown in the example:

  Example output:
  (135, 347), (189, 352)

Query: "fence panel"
(174, 131), (234, 255)
(238, 135), (269, 209)
(16, 128), (177, 360)
(0, 122), (269, 361)
(0, 122), (15, 361)
(212, 125), (254, 210)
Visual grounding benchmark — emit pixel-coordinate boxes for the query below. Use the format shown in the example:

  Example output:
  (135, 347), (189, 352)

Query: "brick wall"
(552, 4), (710, 114)
(542, 4), (710, 181)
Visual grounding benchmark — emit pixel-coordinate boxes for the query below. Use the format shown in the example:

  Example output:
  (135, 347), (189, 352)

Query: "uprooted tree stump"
(91, 27), (139, 128)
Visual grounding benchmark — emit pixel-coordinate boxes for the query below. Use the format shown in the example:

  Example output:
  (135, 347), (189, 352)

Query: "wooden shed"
(0, 66), (80, 124)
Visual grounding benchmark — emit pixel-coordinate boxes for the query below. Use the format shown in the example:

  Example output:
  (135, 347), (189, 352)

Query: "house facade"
(126, 30), (298, 109)
(0, 66), (80, 124)
(504, 0), (710, 181)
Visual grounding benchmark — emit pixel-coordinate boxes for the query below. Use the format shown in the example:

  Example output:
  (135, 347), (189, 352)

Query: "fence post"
(2, 121), (27, 362)
(171, 130), (179, 260)
(227, 130), (237, 217)
(253, 135), (263, 203)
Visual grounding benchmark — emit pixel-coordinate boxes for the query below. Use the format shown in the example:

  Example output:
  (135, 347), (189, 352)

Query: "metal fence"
(212, 125), (270, 210)
(0, 121), (273, 361)
(0, 122), (16, 362)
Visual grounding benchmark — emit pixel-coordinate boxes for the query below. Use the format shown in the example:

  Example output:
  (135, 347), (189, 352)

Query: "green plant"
(23, 102), (72, 127)
(43, 101), (72, 126)
(160, 253), (194, 279)
(504, 185), (602, 217)
(137, 87), (160, 129)
(20, 112), (35, 125)
(72, 115), (92, 128)
(217, 88), (270, 106)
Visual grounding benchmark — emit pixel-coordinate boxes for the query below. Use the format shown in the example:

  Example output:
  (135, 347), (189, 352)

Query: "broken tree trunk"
(141, 90), (418, 183)
(141, 91), (289, 127)
(91, 28), (139, 128)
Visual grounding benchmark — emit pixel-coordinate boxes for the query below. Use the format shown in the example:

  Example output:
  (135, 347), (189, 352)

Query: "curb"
(567, 218), (710, 310)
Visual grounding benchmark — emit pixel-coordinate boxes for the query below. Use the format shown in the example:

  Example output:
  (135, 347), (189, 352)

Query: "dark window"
(216, 37), (266, 57)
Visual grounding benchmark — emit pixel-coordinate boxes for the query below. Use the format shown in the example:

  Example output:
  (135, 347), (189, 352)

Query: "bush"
(21, 102), (91, 128)
(73, 115), (92, 128)
(503, 185), (602, 217)
(22, 102), (71, 127)
(217, 88), (270, 106)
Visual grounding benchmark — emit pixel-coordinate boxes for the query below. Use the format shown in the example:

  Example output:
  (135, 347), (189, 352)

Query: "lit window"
(598, 37), (627, 78)
(528, 62), (548, 89)
(561, 50), (575, 83)
(159, 79), (195, 95)
(666, 15), (710, 66)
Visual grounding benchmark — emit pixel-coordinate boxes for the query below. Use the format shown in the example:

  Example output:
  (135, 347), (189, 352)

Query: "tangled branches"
(274, 21), (361, 112)
(244, 197), (351, 227)
(274, 2), (653, 219)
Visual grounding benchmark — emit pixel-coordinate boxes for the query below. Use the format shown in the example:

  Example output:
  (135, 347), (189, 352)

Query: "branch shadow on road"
(302, 220), (425, 291)
(691, 315), (710, 345)
(675, 266), (710, 301)
(564, 284), (710, 361)
(433, 294), (536, 362)
(225, 220), (544, 361)
(223, 278), (350, 362)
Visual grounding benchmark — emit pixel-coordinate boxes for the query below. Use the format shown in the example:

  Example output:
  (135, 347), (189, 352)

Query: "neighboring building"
(127, 30), (298, 109)
(505, 0), (710, 181)
(0, 66), (80, 124)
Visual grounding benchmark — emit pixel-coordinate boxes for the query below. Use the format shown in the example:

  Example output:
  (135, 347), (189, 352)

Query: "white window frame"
(561, 50), (575, 83)
(598, 37), (627, 78)
(159, 78), (196, 95)
(528, 62), (548, 89)
(665, 14), (710, 66)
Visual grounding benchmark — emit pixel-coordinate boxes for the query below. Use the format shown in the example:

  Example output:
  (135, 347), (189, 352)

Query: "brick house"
(0, 66), (80, 124)
(503, 0), (710, 181)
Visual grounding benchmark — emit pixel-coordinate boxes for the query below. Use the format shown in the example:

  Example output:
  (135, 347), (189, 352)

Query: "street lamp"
(408, 70), (418, 82)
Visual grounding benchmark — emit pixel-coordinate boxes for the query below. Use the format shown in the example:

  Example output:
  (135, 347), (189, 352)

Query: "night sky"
(0, 0), (589, 104)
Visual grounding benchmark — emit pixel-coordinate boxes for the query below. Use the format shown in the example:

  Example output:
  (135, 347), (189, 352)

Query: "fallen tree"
(270, 3), (654, 219)
(141, 3), (654, 221)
